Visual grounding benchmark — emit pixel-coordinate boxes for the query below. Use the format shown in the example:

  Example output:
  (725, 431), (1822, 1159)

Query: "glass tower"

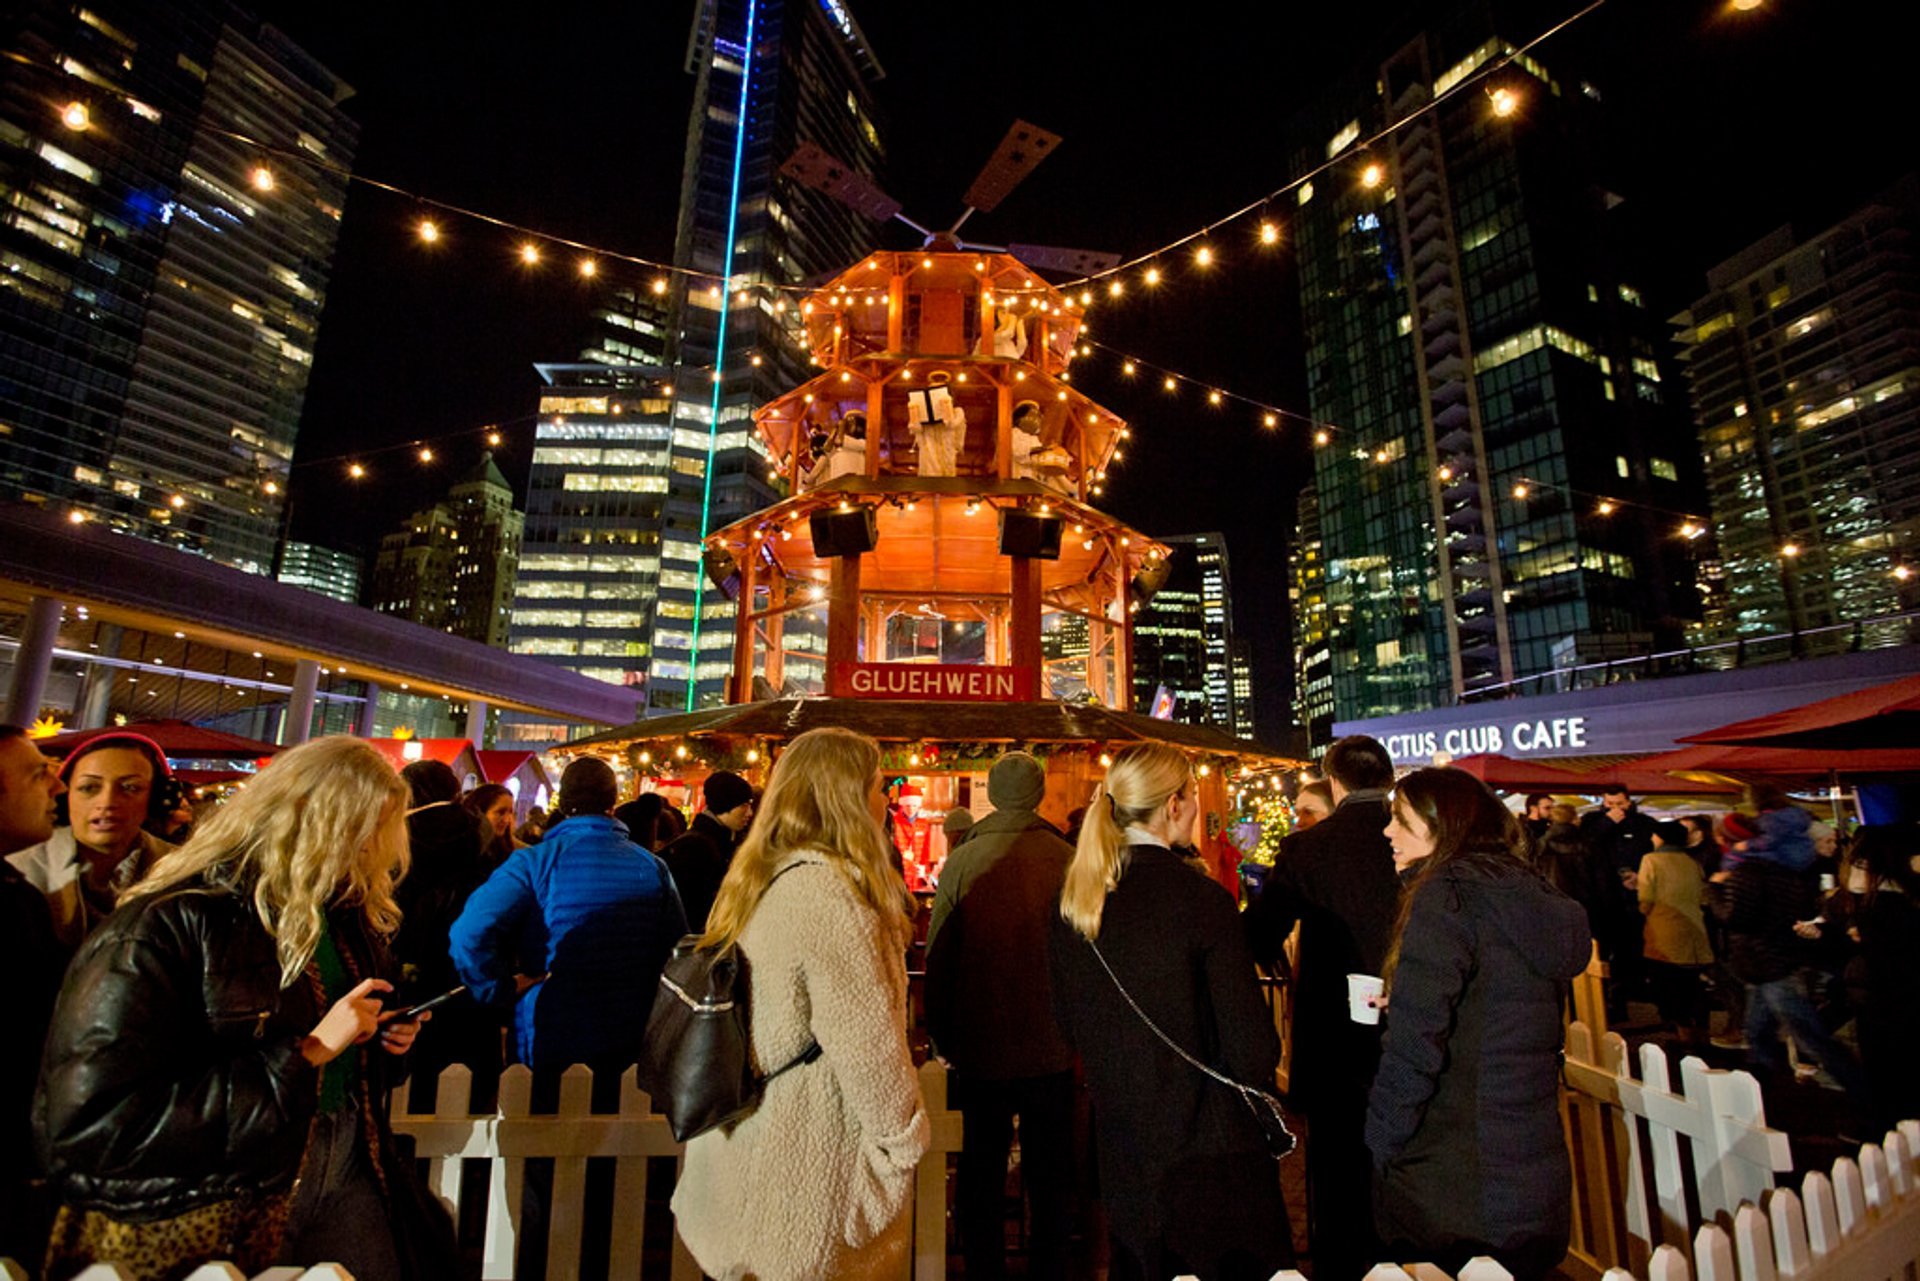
(1676, 179), (1920, 652)
(506, 0), (887, 725)
(0, 0), (356, 571)
(1290, 6), (1704, 725)
(1131, 532), (1241, 732)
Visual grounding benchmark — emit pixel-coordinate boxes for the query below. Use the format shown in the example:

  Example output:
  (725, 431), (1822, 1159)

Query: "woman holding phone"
(672, 727), (929, 1281)
(35, 736), (425, 1280)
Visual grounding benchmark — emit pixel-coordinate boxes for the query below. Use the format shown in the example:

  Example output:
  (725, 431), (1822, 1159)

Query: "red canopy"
(1681, 672), (1920, 751)
(40, 718), (280, 760)
(1636, 741), (1920, 780)
(1447, 753), (1736, 795)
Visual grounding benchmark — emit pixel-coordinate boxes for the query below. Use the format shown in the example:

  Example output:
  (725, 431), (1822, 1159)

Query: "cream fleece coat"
(672, 851), (930, 1281)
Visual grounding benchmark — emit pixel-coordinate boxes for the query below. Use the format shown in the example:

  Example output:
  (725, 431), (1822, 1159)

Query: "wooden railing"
(10, 1022), (1917, 1281)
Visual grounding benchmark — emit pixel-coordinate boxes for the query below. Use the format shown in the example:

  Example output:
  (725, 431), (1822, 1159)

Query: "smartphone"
(383, 985), (466, 1023)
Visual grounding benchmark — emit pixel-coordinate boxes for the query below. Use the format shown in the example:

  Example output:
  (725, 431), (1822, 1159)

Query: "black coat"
(1049, 845), (1290, 1278)
(2, 864), (63, 1231)
(35, 878), (399, 1219)
(1365, 858), (1591, 1279)
(1243, 792), (1401, 1108)
(1711, 855), (1814, 983)
(924, 809), (1074, 1081)
(657, 812), (736, 934)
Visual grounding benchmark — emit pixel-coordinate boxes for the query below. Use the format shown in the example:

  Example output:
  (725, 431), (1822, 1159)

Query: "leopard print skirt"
(42, 1188), (293, 1281)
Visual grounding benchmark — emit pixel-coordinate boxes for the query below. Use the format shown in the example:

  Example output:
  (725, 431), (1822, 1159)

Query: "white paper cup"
(1347, 973), (1384, 1025)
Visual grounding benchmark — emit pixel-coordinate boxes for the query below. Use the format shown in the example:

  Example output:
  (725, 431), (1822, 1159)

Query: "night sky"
(256, 0), (1904, 740)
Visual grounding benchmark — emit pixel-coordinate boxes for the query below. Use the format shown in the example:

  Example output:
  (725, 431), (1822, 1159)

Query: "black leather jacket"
(34, 876), (398, 1219)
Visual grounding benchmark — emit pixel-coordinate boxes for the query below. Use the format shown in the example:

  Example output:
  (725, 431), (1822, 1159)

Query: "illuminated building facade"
(1290, 484), (1335, 748)
(506, 0), (887, 724)
(0, 0), (356, 571)
(1675, 179), (1920, 651)
(276, 540), (361, 604)
(1132, 532), (1241, 733)
(1290, 10), (1704, 723)
(369, 453), (523, 648)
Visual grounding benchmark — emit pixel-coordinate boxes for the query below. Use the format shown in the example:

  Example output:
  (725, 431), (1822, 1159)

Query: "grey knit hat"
(987, 751), (1046, 811)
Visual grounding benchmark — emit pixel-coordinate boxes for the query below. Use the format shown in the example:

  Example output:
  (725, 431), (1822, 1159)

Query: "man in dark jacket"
(656, 770), (754, 933)
(0, 724), (66, 1269)
(926, 752), (1076, 1281)
(1581, 785), (1657, 1013)
(1711, 841), (1867, 1097)
(1244, 735), (1401, 1281)
(395, 759), (497, 1091)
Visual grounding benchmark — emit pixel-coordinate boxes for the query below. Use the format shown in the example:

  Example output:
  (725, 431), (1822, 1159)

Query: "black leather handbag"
(1087, 938), (1298, 1161)
(638, 866), (820, 1142)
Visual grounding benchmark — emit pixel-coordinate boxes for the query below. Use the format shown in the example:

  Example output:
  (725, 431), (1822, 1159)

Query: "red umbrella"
(40, 718), (281, 760)
(1681, 672), (1920, 751)
(1447, 754), (1737, 795)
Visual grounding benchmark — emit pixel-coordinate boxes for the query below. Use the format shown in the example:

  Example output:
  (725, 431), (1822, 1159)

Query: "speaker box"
(1130, 555), (1172, 604)
(809, 506), (878, 557)
(998, 509), (1063, 560)
(702, 546), (741, 599)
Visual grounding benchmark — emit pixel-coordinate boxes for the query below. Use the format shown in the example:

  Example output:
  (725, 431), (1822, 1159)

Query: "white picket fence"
(9, 1051), (1918, 1281)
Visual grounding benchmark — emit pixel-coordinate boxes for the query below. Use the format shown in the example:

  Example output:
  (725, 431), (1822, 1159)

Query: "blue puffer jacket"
(450, 814), (687, 1072)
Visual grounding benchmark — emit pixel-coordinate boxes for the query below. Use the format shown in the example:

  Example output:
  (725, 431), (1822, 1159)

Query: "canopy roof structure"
(39, 718), (278, 761)
(560, 697), (1300, 766)
(1681, 672), (1920, 751)
(1444, 753), (1737, 795)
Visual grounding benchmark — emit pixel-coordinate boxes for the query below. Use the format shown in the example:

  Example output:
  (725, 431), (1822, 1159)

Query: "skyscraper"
(1675, 178), (1920, 651)
(276, 540), (362, 604)
(0, 1), (357, 571)
(1289, 6), (1706, 725)
(506, 0), (887, 719)
(1132, 532), (1241, 731)
(369, 453), (524, 647)
(1290, 484), (1334, 748)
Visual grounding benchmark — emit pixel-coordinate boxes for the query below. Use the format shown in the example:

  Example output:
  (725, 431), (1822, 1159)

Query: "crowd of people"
(1, 718), (1917, 1281)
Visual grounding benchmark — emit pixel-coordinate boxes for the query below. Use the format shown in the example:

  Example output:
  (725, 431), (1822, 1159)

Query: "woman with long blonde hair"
(672, 726), (929, 1281)
(1049, 742), (1292, 1281)
(36, 736), (431, 1281)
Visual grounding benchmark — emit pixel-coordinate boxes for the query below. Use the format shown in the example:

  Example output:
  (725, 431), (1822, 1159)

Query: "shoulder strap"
(1085, 936), (1251, 1095)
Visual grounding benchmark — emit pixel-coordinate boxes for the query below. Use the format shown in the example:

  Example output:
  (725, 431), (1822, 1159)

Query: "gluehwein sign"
(832, 662), (1038, 702)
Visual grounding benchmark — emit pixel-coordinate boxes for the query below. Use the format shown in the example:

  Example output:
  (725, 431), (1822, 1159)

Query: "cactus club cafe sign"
(834, 662), (1039, 702)
(1380, 715), (1592, 762)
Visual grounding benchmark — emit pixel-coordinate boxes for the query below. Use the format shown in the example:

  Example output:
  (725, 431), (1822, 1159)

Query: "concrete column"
(4, 595), (63, 725)
(77, 622), (124, 729)
(282, 658), (321, 746)
(465, 698), (488, 749)
(354, 681), (381, 737)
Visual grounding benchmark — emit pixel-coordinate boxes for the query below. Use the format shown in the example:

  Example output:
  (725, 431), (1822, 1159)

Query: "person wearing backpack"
(671, 727), (930, 1281)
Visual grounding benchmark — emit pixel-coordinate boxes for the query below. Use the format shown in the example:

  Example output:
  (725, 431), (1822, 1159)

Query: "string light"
(1208, 390), (1223, 406)
(578, 257), (597, 278)
(61, 101), (89, 131)
(1123, 361), (1137, 376)
(1360, 162), (1385, 189)
(249, 165), (275, 192)
(418, 446), (435, 463)
(652, 278), (668, 295)
(1511, 482), (1530, 499)
(1259, 221), (1281, 245)
(1263, 413), (1277, 428)
(169, 494), (187, 509)
(1895, 565), (1913, 582)
(1314, 430), (1330, 446)
(348, 463), (366, 479)
(1194, 244), (1214, 267)
(518, 242), (540, 266)
(417, 219), (440, 244)
(1144, 266), (1161, 286)
(1596, 499), (1616, 516)
(1780, 543), (1801, 559)
(486, 430), (503, 447)
(1489, 86), (1520, 117)
(1164, 376), (1178, 392)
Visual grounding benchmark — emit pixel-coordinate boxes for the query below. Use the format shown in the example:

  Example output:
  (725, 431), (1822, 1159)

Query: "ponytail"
(1059, 743), (1192, 939)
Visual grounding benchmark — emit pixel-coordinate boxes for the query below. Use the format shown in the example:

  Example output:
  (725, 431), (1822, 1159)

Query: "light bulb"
(1361, 162), (1385, 189)
(61, 101), (90, 131)
(1260, 221), (1280, 245)
(1145, 266), (1161, 286)
(418, 219), (440, 243)
(249, 165), (274, 192)
(578, 257), (597, 277)
(519, 242), (540, 265)
(1195, 244), (1214, 267)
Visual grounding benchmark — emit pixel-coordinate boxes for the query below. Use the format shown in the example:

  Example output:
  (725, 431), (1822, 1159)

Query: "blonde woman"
(671, 727), (929, 1281)
(36, 737), (427, 1281)
(1048, 743), (1292, 1281)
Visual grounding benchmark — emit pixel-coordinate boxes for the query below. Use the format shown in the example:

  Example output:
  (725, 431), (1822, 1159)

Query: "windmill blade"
(963, 120), (1062, 213)
(780, 142), (902, 222)
(1006, 244), (1122, 275)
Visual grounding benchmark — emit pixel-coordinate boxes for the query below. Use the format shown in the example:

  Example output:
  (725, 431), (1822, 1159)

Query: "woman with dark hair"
(1368, 768), (1592, 1280)
(463, 782), (521, 870)
(1844, 824), (1920, 1132)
